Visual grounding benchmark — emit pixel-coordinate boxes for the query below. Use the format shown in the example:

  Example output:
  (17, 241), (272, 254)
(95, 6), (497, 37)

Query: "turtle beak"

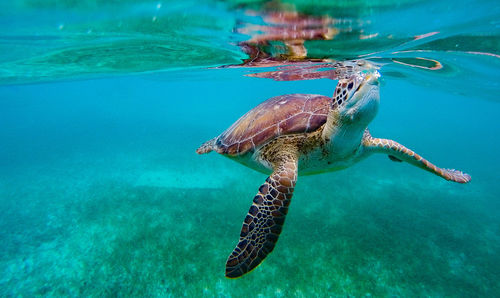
(365, 71), (380, 86)
(353, 71), (379, 94)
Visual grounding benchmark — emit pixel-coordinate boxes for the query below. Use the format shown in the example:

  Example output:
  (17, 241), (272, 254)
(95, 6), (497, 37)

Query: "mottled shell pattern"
(214, 94), (330, 155)
(211, 60), (378, 156)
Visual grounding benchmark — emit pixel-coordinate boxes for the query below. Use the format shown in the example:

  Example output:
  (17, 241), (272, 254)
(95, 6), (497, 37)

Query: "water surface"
(1, 0), (499, 296)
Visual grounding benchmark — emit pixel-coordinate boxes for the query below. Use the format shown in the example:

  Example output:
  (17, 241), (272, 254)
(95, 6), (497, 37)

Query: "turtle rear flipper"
(225, 150), (298, 278)
(388, 155), (402, 162)
(196, 138), (217, 154)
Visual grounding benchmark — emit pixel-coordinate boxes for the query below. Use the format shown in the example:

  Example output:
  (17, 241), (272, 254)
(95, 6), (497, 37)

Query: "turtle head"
(333, 70), (380, 126)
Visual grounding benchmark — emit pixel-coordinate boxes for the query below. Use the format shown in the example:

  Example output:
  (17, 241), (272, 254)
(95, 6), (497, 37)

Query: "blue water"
(1, 0), (500, 296)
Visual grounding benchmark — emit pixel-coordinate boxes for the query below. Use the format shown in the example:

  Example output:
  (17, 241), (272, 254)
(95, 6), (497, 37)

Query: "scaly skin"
(226, 147), (298, 278)
(196, 67), (471, 278)
(362, 132), (471, 183)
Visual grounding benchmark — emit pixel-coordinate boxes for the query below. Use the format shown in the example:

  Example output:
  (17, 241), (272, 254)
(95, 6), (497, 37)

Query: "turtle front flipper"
(363, 134), (471, 183)
(226, 150), (298, 278)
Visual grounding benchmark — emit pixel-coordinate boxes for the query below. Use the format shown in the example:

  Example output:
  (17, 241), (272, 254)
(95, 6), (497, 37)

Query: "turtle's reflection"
(237, 9), (337, 66)
(224, 1), (446, 82)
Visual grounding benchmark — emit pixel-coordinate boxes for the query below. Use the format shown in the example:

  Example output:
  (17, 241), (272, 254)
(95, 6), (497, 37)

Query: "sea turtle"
(196, 67), (471, 278)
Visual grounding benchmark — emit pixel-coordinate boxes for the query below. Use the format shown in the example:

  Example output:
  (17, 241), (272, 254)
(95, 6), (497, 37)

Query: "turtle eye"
(347, 82), (353, 90)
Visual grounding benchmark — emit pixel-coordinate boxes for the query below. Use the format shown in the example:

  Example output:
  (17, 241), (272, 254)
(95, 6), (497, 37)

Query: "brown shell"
(215, 94), (330, 155)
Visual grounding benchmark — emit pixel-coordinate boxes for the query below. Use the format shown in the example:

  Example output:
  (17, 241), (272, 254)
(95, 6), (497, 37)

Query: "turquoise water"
(1, 0), (499, 296)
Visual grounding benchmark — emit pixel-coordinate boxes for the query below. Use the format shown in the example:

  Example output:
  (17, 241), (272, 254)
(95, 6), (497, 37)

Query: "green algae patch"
(1, 167), (498, 297)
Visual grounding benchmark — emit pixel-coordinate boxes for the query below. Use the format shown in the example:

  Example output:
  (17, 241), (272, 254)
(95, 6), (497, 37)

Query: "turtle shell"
(215, 94), (330, 155)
